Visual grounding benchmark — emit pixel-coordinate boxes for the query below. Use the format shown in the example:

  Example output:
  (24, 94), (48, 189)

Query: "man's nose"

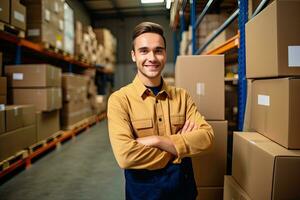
(148, 51), (156, 61)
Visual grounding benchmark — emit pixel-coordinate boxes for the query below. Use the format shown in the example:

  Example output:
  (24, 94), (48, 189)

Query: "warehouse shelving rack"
(172, 0), (269, 130)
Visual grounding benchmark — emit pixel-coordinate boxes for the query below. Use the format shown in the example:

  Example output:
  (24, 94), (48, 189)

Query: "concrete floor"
(0, 120), (125, 200)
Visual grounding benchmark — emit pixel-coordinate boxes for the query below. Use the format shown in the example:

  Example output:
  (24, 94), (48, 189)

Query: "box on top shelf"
(223, 176), (251, 200)
(63, 2), (74, 55)
(0, 0), (9, 24)
(192, 121), (227, 187)
(175, 55), (225, 120)
(232, 132), (300, 200)
(5, 64), (62, 88)
(11, 0), (26, 31)
(250, 78), (300, 149)
(246, 0), (300, 78)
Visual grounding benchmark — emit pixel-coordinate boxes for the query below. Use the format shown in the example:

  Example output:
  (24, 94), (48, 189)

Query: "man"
(107, 22), (214, 200)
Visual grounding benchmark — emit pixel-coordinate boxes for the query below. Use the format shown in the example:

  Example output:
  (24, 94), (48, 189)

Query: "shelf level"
(205, 33), (239, 55)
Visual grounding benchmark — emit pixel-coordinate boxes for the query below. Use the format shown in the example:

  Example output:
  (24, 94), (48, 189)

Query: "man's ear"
(131, 50), (136, 62)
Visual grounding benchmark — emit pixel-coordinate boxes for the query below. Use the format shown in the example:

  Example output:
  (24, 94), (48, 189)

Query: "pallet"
(28, 131), (63, 154)
(62, 117), (90, 131)
(0, 150), (28, 172)
(42, 42), (65, 55)
(0, 21), (25, 38)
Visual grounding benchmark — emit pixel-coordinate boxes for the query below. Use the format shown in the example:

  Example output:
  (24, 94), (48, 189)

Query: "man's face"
(131, 32), (167, 82)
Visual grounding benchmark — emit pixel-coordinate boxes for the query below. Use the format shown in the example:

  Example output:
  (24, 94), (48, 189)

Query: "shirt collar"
(132, 75), (171, 99)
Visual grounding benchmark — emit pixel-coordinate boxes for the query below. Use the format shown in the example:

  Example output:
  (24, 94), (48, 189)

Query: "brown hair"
(132, 22), (166, 50)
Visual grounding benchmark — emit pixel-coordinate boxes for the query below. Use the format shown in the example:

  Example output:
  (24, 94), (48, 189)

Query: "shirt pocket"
(132, 119), (154, 138)
(170, 115), (185, 134)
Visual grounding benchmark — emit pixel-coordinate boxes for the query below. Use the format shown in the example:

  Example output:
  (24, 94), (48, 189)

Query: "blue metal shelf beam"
(190, 0), (196, 54)
(195, 0), (214, 28)
(252, 0), (269, 18)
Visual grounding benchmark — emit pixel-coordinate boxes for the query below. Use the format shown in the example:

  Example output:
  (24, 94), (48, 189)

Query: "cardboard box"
(0, 52), (2, 76)
(20, 105), (35, 126)
(223, 176), (251, 200)
(27, 22), (57, 48)
(5, 105), (23, 132)
(62, 73), (87, 89)
(192, 121), (227, 187)
(0, 77), (7, 95)
(0, 109), (4, 134)
(0, 125), (36, 161)
(36, 110), (60, 141)
(251, 78), (300, 149)
(243, 79), (254, 131)
(232, 132), (300, 200)
(175, 55), (224, 120)
(11, 0), (26, 30)
(0, 95), (6, 104)
(5, 64), (62, 87)
(12, 88), (62, 111)
(246, 0), (300, 78)
(0, 0), (9, 24)
(196, 187), (223, 200)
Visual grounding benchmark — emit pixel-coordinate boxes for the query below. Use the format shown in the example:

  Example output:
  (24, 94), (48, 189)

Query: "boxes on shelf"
(63, 2), (74, 55)
(175, 55), (225, 120)
(196, 187), (223, 200)
(192, 121), (227, 187)
(0, 109), (4, 134)
(11, 0), (26, 31)
(246, 0), (300, 78)
(0, 77), (7, 104)
(250, 78), (300, 149)
(223, 176), (251, 200)
(0, 125), (36, 161)
(0, 0), (9, 24)
(36, 110), (60, 141)
(232, 132), (300, 200)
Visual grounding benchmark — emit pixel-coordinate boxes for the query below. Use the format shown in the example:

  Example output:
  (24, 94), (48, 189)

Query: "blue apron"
(124, 157), (197, 200)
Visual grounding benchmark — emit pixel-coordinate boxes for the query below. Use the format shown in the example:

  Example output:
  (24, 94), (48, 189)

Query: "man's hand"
(179, 120), (199, 134)
(136, 136), (177, 156)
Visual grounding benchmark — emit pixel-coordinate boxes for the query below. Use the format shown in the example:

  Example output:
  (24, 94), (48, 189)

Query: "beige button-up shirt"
(107, 75), (214, 170)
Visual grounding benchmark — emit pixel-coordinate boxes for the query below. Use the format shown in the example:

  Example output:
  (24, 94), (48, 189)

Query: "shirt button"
(159, 118), (162, 122)
(156, 100), (159, 103)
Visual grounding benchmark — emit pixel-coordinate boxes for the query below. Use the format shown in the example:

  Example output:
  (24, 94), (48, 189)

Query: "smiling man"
(107, 22), (214, 200)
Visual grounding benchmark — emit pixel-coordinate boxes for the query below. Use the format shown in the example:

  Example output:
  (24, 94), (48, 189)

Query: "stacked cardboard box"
(175, 55), (228, 200)
(0, 1), (10, 24)
(63, 2), (74, 55)
(0, 105), (36, 161)
(0, 77), (7, 104)
(5, 64), (62, 141)
(0, 0), (26, 31)
(225, 1), (300, 199)
(23, 0), (64, 50)
(61, 73), (91, 128)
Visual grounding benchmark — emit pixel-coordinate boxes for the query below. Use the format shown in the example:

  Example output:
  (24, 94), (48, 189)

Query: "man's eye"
(156, 49), (163, 54)
(140, 49), (148, 54)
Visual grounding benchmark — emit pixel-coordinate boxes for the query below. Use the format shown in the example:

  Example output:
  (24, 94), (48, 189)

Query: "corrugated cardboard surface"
(0, 95), (6, 104)
(232, 132), (300, 200)
(223, 176), (251, 200)
(0, 0), (10, 23)
(11, 0), (26, 30)
(175, 55), (224, 120)
(0, 125), (36, 161)
(5, 105), (23, 132)
(36, 110), (60, 141)
(0, 109), (4, 134)
(27, 22), (57, 47)
(20, 104), (35, 126)
(13, 88), (62, 111)
(0, 52), (2, 76)
(251, 78), (300, 149)
(5, 64), (62, 87)
(196, 187), (223, 200)
(0, 77), (7, 95)
(192, 121), (227, 187)
(246, 0), (300, 78)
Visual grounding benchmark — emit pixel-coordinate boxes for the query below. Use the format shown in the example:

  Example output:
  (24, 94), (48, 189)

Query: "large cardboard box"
(27, 22), (57, 48)
(0, 95), (6, 104)
(10, 0), (26, 30)
(246, 0), (300, 78)
(223, 176), (251, 200)
(5, 105), (23, 132)
(0, 125), (36, 161)
(192, 121), (227, 187)
(12, 88), (62, 111)
(196, 187), (223, 200)
(0, 52), (2, 76)
(0, 0), (9, 24)
(20, 105), (35, 126)
(250, 78), (300, 149)
(232, 132), (300, 200)
(36, 110), (60, 141)
(0, 77), (7, 95)
(5, 64), (61, 87)
(0, 109), (4, 134)
(175, 55), (224, 120)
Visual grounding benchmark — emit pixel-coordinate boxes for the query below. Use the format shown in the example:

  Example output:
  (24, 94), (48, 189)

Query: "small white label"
(0, 104), (5, 111)
(59, 20), (64, 31)
(0, 8), (3, 12)
(28, 29), (40, 36)
(13, 73), (23, 80)
(56, 40), (62, 48)
(288, 46), (300, 67)
(196, 83), (205, 96)
(14, 107), (19, 116)
(14, 11), (25, 22)
(258, 94), (270, 106)
(54, 2), (59, 13)
(45, 9), (51, 21)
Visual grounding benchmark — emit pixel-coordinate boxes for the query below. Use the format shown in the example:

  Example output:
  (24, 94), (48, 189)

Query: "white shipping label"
(13, 73), (23, 80)
(28, 29), (40, 36)
(0, 104), (5, 111)
(196, 83), (205, 96)
(288, 46), (300, 67)
(54, 2), (59, 13)
(14, 11), (25, 22)
(45, 9), (51, 21)
(258, 94), (270, 106)
(59, 20), (64, 31)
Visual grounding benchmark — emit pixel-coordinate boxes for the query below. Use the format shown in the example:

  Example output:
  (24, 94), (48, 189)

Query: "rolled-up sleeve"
(107, 93), (172, 170)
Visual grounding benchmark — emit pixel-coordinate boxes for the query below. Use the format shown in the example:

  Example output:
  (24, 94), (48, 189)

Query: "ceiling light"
(141, 0), (164, 4)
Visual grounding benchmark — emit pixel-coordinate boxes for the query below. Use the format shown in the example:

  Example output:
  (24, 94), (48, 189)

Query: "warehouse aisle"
(0, 120), (125, 200)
